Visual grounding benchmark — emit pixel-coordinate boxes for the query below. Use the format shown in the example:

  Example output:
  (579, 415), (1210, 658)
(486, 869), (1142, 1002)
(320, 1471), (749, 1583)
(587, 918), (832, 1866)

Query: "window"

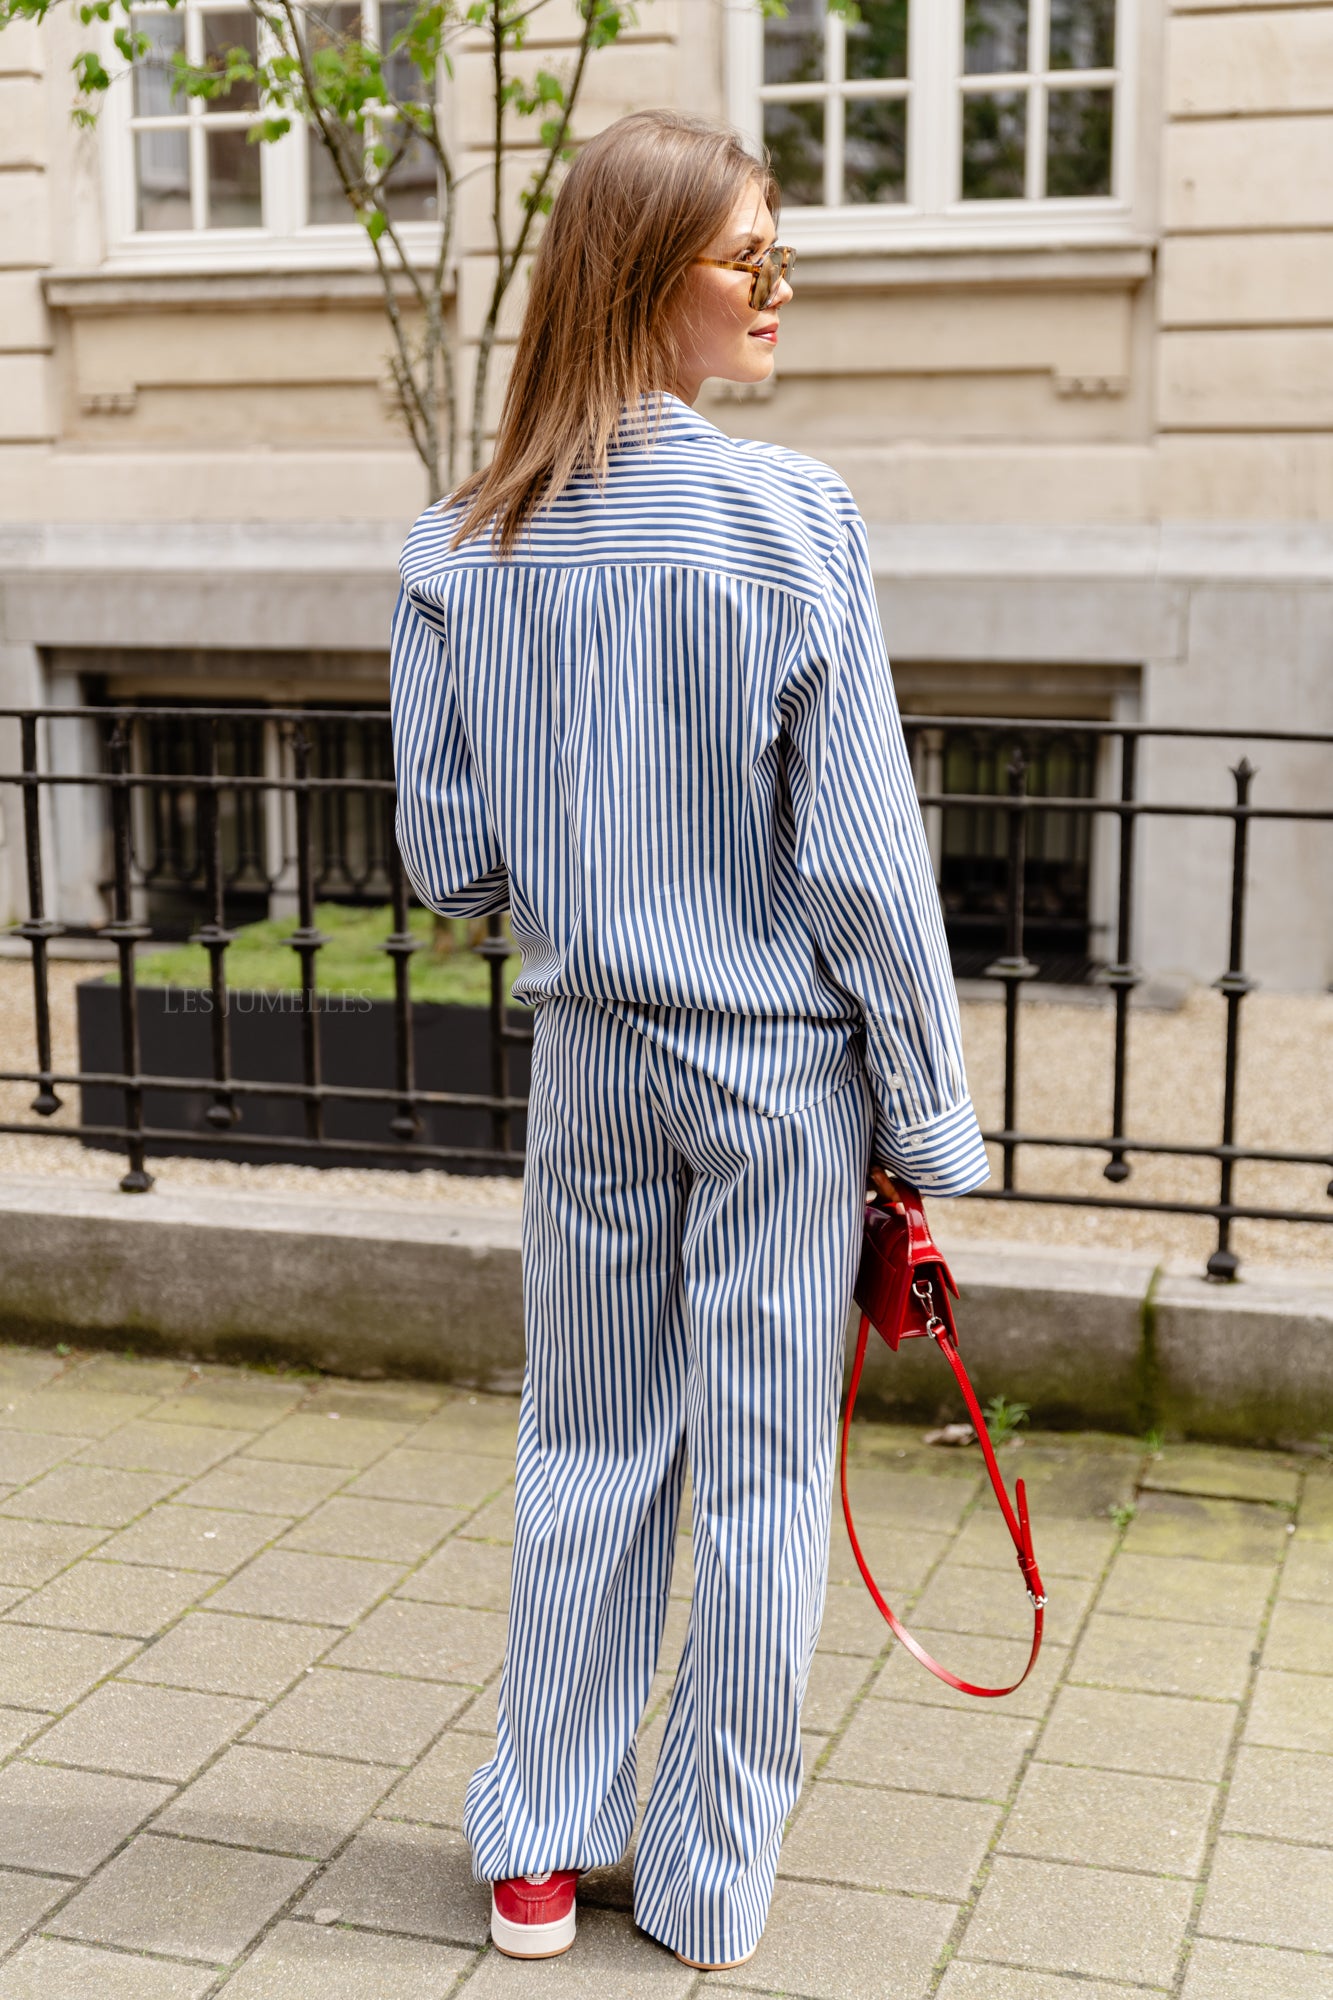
(959, 0), (1117, 202)
(108, 0), (440, 258)
(129, 1), (264, 232)
(761, 0), (910, 209)
(301, 0), (438, 225)
(733, 0), (1135, 246)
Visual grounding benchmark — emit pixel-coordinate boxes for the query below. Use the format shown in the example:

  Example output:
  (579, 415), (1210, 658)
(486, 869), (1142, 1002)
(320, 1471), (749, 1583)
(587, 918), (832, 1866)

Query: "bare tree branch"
(13, 0), (630, 502)
(469, 0), (601, 468)
(272, 0), (438, 483)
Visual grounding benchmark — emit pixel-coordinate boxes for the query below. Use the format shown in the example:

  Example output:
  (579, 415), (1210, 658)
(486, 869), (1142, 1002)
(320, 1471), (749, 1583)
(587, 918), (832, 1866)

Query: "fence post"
(105, 714), (154, 1191)
(478, 913), (512, 1157)
(984, 745), (1037, 1191)
(191, 716), (240, 1135)
(1208, 755), (1256, 1281)
(288, 719), (329, 1145)
(1103, 731), (1140, 1183)
(384, 838), (424, 1145)
(16, 714), (63, 1120)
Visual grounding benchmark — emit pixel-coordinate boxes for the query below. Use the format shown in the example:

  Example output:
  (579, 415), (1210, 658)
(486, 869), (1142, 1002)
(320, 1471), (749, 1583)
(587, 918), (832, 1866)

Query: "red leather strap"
(840, 1309), (1046, 1699)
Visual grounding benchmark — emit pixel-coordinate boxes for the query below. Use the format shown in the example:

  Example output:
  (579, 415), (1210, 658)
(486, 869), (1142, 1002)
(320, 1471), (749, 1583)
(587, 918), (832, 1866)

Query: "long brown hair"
(448, 109), (777, 558)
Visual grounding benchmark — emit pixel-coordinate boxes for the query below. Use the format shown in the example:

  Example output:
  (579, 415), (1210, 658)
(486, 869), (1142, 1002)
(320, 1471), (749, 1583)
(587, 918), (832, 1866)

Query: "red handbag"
(840, 1185), (1047, 1698)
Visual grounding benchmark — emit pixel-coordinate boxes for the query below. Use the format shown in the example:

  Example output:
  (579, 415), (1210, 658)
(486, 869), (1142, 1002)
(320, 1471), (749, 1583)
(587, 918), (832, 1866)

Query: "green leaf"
(363, 205), (387, 241)
(72, 48), (111, 92)
(585, 0), (625, 45)
(111, 24), (152, 61)
(248, 114), (292, 142)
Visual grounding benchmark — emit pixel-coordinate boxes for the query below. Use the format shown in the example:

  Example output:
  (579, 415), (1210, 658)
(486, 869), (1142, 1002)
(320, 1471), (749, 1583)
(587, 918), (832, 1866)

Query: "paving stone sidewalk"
(0, 1343), (1327, 1998)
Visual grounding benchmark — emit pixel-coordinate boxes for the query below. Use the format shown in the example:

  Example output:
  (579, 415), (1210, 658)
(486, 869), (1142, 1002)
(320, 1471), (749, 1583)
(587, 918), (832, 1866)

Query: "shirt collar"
(612, 389), (719, 448)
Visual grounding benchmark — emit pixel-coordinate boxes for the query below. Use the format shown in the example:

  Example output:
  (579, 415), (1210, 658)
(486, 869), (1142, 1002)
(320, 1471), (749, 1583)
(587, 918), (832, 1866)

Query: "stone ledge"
(0, 1174), (1328, 1441)
(855, 1236), (1158, 1436)
(43, 265), (450, 314)
(0, 1175), (524, 1390)
(1153, 1261), (1333, 1444)
(786, 241), (1155, 295)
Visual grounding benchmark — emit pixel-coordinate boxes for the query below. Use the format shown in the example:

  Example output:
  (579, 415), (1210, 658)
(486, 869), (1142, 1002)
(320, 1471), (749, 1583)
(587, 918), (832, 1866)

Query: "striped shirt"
(390, 391), (988, 1198)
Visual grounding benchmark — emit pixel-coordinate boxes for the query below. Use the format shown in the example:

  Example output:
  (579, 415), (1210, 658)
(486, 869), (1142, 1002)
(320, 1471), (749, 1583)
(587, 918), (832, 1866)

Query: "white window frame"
(727, 0), (1143, 255)
(100, 0), (444, 272)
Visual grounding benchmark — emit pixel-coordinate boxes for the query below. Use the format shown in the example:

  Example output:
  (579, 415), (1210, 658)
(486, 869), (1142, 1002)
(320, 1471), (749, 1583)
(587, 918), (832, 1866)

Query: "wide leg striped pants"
(462, 995), (872, 1965)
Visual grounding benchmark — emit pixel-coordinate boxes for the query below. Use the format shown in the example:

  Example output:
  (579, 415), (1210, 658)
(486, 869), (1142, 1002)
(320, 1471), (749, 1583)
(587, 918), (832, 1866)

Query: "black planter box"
(76, 978), (530, 1173)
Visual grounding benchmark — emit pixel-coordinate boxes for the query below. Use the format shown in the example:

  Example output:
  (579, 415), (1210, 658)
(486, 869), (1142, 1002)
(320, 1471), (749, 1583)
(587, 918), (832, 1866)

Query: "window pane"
(378, 0), (438, 216)
(307, 127), (349, 222)
(305, 0), (362, 52)
(1046, 85), (1113, 195)
(301, 0), (361, 183)
(205, 125), (263, 225)
(381, 0), (429, 104)
(763, 100), (824, 206)
(763, 0), (823, 87)
(202, 9), (259, 112)
(381, 119), (438, 219)
(963, 0), (1028, 75)
(132, 10), (184, 118)
(845, 0), (908, 83)
(1049, 0), (1115, 70)
(136, 126), (190, 229)
(844, 97), (907, 203)
(961, 88), (1026, 198)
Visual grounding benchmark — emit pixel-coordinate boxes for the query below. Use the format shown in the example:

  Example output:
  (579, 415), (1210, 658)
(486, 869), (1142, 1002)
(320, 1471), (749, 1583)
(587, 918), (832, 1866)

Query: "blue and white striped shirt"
(390, 391), (988, 1197)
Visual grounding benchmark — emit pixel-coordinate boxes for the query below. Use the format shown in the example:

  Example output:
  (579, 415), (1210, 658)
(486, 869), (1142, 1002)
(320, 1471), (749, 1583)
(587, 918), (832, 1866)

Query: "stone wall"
(1158, 0), (1333, 519)
(0, 0), (1330, 988)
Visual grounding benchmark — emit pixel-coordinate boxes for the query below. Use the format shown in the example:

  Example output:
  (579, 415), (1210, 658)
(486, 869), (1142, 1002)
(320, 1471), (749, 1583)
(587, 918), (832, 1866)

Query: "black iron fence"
(1, 703), (1330, 1280)
(121, 700), (397, 933)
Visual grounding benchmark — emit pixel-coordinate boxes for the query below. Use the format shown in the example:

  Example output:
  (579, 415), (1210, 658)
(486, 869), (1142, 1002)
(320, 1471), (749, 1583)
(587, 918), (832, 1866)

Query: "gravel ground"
(1, 960), (1329, 1273)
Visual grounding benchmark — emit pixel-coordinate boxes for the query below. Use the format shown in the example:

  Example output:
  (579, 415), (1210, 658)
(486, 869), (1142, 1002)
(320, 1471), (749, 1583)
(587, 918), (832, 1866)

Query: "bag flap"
(853, 1189), (959, 1349)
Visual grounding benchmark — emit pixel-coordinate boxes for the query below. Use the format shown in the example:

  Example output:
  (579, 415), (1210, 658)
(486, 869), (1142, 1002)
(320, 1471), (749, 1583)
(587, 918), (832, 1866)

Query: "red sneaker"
(490, 1869), (578, 1958)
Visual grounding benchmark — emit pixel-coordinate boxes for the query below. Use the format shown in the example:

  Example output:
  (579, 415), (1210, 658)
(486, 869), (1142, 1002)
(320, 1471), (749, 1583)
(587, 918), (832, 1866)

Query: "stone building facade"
(0, 0), (1329, 987)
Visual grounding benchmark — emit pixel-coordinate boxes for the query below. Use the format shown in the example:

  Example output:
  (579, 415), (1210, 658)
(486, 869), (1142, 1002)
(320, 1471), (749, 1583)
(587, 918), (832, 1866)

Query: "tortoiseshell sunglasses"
(694, 241), (795, 310)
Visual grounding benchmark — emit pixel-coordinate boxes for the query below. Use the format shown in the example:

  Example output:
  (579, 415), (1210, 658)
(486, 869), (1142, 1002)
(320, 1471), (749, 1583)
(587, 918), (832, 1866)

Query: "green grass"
(983, 1394), (1030, 1447)
(121, 902), (518, 1007)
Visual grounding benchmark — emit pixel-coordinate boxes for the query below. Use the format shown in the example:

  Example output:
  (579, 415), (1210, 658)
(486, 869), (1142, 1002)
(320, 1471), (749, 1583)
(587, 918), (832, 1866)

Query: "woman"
(389, 107), (988, 1971)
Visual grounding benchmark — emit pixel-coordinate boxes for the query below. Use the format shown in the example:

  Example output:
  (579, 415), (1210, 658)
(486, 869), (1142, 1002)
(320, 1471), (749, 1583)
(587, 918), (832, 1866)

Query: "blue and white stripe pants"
(463, 995), (872, 1964)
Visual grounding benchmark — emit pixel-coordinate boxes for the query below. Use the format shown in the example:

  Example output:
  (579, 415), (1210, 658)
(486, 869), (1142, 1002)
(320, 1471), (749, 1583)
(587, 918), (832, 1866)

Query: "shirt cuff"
(870, 1099), (991, 1199)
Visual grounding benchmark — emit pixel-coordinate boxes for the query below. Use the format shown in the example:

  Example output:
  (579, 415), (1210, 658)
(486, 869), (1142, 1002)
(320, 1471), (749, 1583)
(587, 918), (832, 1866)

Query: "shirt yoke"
(399, 419), (859, 612)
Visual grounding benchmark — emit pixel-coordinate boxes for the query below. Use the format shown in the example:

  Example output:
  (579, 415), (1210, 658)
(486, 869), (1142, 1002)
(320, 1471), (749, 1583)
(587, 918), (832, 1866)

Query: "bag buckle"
(912, 1276), (947, 1342)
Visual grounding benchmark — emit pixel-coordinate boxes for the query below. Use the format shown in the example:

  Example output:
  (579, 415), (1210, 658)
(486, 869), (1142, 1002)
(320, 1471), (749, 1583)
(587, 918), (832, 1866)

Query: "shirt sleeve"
(778, 510), (989, 1198)
(388, 584), (510, 918)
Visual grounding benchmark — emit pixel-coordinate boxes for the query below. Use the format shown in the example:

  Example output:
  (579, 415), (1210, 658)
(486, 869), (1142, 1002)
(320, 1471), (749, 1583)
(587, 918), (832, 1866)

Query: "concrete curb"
(0, 1175), (1328, 1440)
(1153, 1261), (1333, 1444)
(854, 1238), (1160, 1434)
(0, 1176), (526, 1390)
